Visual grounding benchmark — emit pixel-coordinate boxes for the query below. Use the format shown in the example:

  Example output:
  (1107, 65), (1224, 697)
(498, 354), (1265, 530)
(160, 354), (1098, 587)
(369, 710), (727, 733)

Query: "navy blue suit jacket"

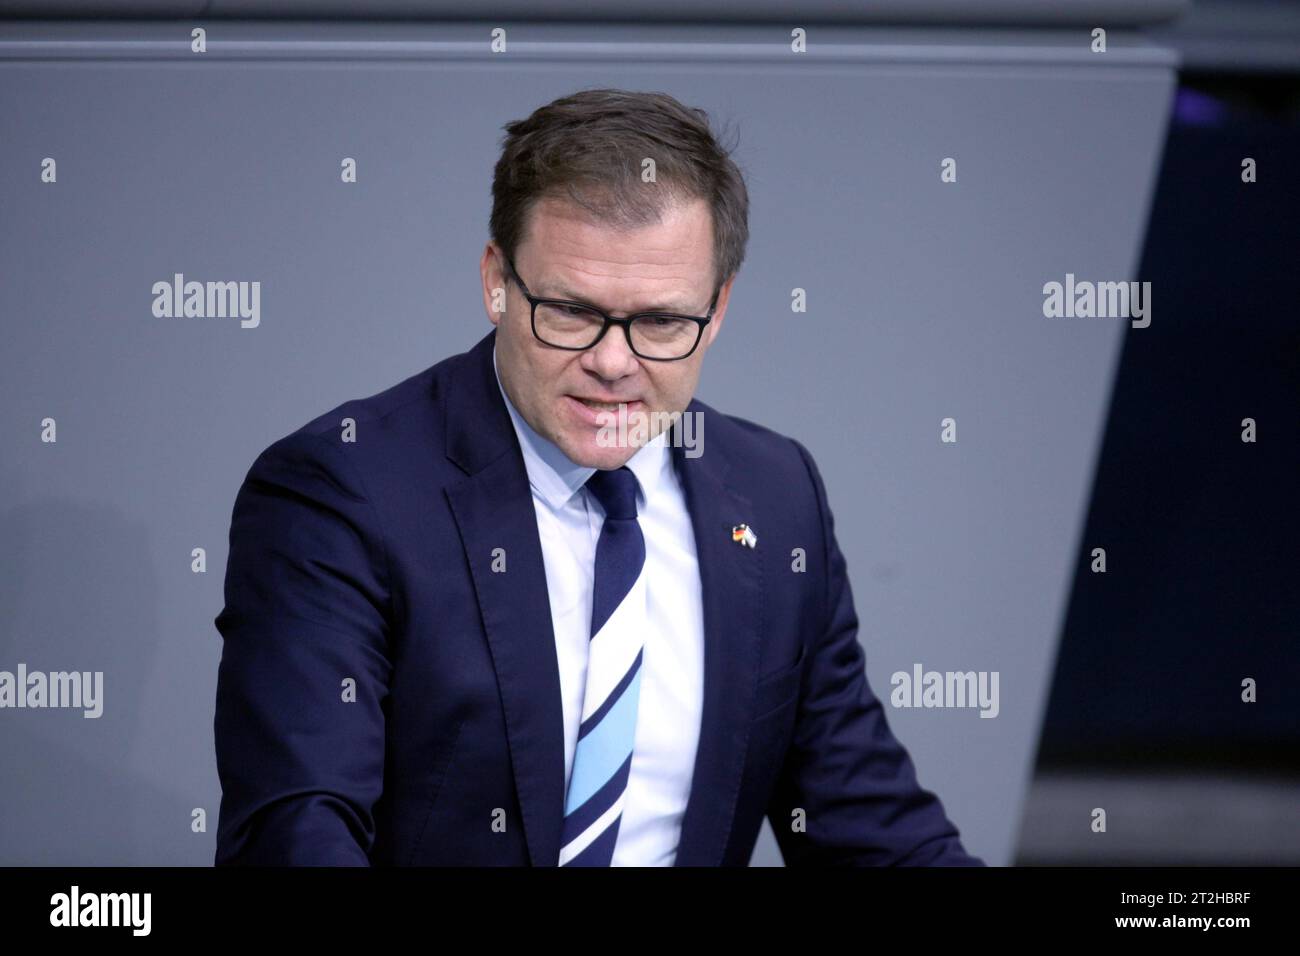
(213, 328), (983, 866)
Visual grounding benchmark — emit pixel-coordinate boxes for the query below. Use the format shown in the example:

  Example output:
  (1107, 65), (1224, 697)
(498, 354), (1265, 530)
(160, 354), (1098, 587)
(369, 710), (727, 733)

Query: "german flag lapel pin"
(731, 523), (757, 548)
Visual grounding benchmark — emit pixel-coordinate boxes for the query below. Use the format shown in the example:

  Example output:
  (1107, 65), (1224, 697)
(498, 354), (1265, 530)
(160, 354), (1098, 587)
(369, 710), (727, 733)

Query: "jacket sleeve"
(765, 438), (985, 866)
(213, 429), (393, 865)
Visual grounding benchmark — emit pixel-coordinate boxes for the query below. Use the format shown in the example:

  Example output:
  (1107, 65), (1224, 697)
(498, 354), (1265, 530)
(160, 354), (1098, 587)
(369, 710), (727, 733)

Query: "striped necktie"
(559, 465), (647, 866)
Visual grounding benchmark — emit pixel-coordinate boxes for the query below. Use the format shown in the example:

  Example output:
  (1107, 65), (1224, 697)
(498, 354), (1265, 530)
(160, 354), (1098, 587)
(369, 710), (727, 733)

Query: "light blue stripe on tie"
(564, 666), (643, 815)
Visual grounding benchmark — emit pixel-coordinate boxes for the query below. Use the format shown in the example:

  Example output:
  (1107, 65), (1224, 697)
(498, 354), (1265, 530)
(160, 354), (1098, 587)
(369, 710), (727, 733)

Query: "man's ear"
(706, 272), (737, 344)
(480, 242), (507, 327)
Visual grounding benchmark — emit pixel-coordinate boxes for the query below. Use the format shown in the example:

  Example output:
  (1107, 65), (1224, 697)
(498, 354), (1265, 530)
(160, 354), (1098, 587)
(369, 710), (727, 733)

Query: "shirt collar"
(492, 341), (671, 512)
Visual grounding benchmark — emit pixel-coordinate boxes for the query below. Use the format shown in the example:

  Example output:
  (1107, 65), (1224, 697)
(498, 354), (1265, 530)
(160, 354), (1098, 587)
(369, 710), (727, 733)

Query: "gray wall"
(0, 19), (1176, 865)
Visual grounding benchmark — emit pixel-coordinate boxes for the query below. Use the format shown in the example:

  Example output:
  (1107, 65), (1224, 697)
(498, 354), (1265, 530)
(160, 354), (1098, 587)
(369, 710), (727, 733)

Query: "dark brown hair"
(489, 88), (749, 291)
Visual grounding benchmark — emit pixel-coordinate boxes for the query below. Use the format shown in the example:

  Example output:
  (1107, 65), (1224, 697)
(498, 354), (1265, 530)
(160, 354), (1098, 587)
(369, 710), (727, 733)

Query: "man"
(213, 88), (983, 866)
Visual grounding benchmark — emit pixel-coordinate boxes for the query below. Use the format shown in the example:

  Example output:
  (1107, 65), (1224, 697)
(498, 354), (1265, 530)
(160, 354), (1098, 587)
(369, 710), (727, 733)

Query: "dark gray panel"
(0, 0), (1190, 26)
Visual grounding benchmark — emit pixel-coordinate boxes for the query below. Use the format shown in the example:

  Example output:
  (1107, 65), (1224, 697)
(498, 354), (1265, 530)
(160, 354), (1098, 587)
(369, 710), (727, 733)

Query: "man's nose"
(583, 322), (640, 379)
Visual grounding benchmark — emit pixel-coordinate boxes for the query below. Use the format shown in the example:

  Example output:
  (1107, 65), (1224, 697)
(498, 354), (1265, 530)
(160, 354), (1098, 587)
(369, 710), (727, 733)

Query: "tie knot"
(585, 465), (640, 520)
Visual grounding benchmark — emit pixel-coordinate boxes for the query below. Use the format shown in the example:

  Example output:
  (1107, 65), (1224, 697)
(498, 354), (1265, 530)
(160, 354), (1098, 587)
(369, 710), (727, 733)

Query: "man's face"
(480, 194), (734, 470)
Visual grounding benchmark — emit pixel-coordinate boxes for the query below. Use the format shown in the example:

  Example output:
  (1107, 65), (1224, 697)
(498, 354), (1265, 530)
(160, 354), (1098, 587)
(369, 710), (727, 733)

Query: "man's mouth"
(571, 396), (637, 411)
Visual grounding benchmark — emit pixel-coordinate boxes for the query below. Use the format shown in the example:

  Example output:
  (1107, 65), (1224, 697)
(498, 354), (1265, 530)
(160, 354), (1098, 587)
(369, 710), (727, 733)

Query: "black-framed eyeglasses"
(501, 252), (719, 361)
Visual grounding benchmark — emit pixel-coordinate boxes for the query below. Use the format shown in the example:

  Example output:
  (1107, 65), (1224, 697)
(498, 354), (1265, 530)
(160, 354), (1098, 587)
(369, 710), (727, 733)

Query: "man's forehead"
(520, 195), (715, 311)
(532, 267), (702, 314)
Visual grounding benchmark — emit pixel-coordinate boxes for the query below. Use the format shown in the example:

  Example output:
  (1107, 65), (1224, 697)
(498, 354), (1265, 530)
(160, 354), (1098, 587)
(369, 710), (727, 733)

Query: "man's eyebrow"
(543, 282), (697, 315)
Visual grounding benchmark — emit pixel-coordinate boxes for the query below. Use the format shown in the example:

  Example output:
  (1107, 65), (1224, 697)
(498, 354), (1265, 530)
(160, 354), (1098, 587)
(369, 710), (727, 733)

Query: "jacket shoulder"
(292, 361), (444, 444)
(690, 397), (817, 481)
(250, 345), (473, 467)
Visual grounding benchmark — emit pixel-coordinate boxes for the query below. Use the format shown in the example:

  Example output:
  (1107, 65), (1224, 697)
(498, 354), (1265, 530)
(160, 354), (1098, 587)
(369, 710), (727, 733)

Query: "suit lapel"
(442, 329), (764, 867)
(669, 412), (764, 866)
(444, 329), (567, 866)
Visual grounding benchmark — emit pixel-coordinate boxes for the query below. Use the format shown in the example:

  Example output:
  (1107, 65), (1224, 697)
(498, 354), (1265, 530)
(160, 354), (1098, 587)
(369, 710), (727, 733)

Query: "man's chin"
(564, 433), (637, 471)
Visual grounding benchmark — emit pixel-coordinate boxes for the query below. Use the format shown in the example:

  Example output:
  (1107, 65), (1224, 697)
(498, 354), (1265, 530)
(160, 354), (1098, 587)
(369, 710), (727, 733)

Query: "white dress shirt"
(492, 345), (705, 866)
